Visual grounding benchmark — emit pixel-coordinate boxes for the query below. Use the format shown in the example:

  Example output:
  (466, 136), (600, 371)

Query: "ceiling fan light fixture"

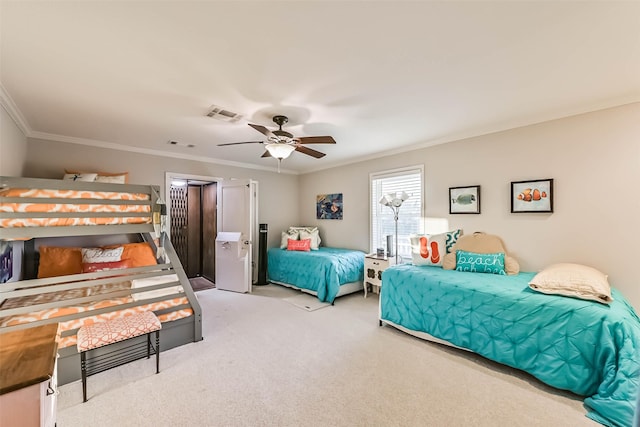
(265, 143), (295, 159)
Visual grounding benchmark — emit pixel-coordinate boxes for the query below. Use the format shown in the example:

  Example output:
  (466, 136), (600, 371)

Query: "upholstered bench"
(77, 311), (161, 402)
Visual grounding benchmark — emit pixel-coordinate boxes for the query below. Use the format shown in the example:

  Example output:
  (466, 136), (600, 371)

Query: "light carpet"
(283, 292), (330, 311)
(56, 284), (597, 427)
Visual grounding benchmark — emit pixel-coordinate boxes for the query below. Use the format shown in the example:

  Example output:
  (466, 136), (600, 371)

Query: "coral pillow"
(287, 238), (311, 252)
(38, 246), (82, 278)
(82, 259), (132, 273)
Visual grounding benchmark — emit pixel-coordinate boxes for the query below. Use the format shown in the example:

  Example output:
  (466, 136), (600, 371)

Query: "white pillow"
(409, 233), (446, 266)
(529, 263), (613, 304)
(299, 229), (320, 250)
(95, 174), (127, 184)
(289, 227), (322, 246)
(280, 229), (299, 249)
(63, 173), (97, 182)
(131, 273), (183, 301)
(81, 247), (124, 263)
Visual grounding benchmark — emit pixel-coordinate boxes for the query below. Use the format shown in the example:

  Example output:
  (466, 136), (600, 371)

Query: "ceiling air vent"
(206, 105), (243, 123)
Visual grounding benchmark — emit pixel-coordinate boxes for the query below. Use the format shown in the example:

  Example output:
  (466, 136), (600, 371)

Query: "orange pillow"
(105, 242), (157, 267)
(38, 246), (83, 278)
(287, 238), (311, 252)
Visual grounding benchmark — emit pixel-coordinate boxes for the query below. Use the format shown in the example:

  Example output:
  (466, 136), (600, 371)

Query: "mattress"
(267, 247), (365, 303)
(0, 187), (151, 228)
(379, 264), (640, 427)
(0, 281), (192, 348)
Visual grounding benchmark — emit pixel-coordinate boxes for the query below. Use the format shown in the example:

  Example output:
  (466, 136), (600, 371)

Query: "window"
(370, 165), (424, 260)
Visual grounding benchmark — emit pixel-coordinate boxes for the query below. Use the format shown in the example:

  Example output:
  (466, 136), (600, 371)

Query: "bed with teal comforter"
(267, 247), (365, 303)
(380, 264), (640, 427)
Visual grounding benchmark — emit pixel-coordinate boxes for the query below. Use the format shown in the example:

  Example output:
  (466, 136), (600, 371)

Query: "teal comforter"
(267, 247), (365, 303)
(380, 265), (640, 427)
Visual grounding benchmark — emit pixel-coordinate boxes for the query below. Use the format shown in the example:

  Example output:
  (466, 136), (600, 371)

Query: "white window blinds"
(370, 166), (424, 260)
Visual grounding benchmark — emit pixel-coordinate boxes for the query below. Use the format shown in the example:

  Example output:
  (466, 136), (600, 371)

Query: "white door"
(217, 179), (258, 291)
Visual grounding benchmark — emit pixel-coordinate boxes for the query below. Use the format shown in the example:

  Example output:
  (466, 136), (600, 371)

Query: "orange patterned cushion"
(76, 311), (161, 351)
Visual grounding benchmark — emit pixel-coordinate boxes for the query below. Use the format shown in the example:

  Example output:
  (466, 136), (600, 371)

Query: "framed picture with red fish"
(511, 178), (553, 213)
(449, 185), (480, 214)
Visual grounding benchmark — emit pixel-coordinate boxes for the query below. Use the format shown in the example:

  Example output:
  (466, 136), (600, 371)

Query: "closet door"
(169, 185), (189, 271)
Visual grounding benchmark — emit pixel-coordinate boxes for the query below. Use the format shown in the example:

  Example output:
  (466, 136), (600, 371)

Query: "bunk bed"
(0, 176), (203, 385)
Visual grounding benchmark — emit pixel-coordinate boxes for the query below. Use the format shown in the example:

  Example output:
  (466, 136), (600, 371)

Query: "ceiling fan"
(218, 115), (336, 171)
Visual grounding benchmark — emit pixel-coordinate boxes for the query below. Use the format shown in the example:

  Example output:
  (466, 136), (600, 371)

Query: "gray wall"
(24, 139), (299, 249)
(299, 103), (640, 309)
(0, 104), (27, 176)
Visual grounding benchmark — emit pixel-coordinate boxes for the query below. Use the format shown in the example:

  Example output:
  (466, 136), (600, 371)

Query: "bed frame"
(0, 176), (203, 385)
(270, 279), (363, 302)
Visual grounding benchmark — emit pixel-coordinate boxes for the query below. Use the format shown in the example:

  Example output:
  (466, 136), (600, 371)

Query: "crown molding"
(0, 83), (31, 137)
(0, 80), (296, 174)
(28, 130), (297, 175)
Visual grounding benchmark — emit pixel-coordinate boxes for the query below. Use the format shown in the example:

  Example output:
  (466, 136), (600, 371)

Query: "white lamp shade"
(266, 143), (295, 159)
(379, 192), (410, 207)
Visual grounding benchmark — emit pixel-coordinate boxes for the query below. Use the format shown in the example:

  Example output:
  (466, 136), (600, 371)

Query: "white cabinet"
(0, 324), (58, 427)
(364, 254), (396, 297)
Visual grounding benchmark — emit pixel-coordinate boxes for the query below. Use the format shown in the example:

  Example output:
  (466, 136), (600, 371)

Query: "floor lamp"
(379, 191), (410, 264)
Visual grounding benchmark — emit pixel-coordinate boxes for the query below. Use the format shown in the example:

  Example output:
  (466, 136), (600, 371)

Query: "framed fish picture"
(511, 178), (553, 213)
(449, 185), (480, 214)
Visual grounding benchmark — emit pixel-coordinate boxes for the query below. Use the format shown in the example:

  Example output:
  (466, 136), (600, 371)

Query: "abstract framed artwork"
(511, 178), (554, 213)
(316, 193), (343, 220)
(449, 185), (480, 214)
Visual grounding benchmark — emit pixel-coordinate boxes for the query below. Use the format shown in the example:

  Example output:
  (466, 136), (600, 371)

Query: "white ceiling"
(1, 1), (639, 174)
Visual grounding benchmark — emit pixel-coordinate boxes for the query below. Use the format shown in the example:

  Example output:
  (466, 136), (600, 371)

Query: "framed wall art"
(511, 178), (553, 213)
(316, 193), (343, 219)
(449, 185), (480, 214)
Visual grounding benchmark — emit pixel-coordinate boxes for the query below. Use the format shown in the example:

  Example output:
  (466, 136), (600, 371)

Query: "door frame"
(164, 172), (223, 241)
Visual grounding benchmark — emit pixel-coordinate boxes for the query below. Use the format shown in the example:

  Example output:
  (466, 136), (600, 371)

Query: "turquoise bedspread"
(380, 265), (640, 427)
(267, 247), (365, 303)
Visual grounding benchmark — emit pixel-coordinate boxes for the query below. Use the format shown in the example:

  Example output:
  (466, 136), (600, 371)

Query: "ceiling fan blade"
(248, 123), (276, 138)
(295, 145), (326, 159)
(217, 141), (263, 147)
(296, 136), (336, 145)
(261, 150), (271, 158)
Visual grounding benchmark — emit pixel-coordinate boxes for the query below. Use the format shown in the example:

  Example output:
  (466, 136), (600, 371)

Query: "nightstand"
(364, 254), (396, 297)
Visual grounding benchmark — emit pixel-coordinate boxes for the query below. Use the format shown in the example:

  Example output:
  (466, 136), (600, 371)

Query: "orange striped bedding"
(0, 188), (151, 228)
(0, 282), (192, 349)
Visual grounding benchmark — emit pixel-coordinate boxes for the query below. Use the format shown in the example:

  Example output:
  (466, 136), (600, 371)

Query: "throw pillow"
(37, 246), (83, 278)
(455, 250), (506, 275)
(299, 229), (321, 250)
(62, 173), (98, 182)
(82, 259), (131, 273)
(409, 233), (446, 266)
(280, 229), (299, 249)
(445, 229), (463, 253)
(287, 238), (311, 252)
(101, 242), (158, 267)
(81, 247), (124, 263)
(529, 263), (612, 304)
(288, 226), (322, 246)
